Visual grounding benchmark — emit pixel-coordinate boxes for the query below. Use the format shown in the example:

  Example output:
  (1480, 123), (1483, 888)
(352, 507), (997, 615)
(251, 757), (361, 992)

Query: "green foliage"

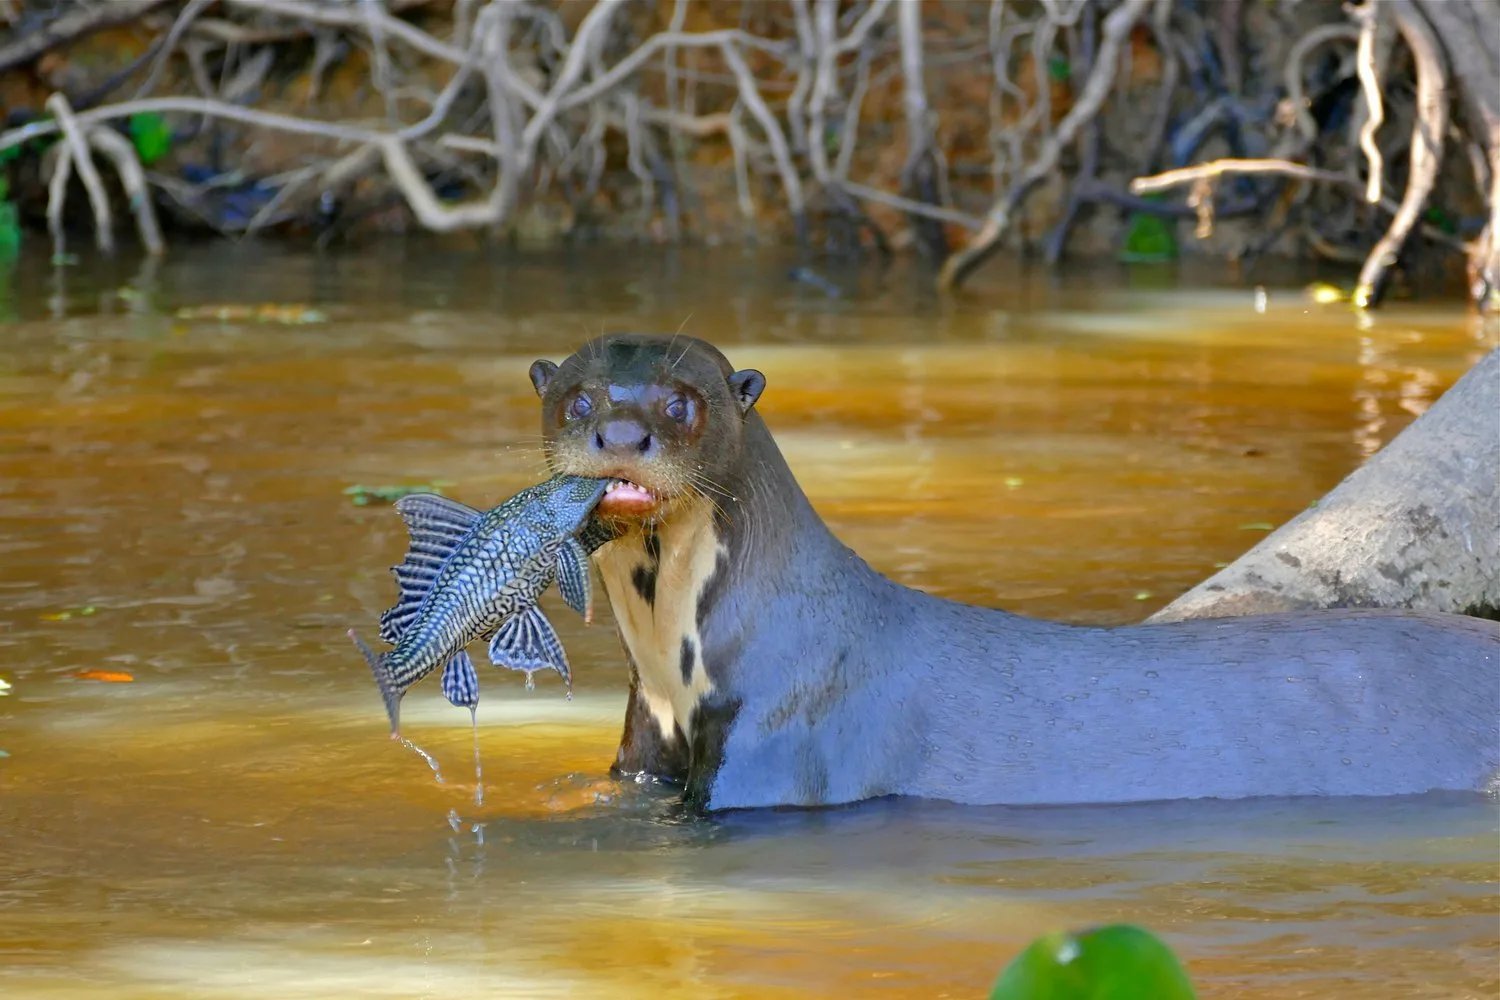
(0, 176), (19, 265)
(128, 113), (174, 166)
(1119, 203), (1178, 263)
(1048, 55), (1071, 82)
(991, 924), (1196, 1000)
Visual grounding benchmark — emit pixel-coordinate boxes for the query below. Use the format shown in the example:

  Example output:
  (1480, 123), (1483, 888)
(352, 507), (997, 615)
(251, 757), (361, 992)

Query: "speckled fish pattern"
(348, 474), (610, 734)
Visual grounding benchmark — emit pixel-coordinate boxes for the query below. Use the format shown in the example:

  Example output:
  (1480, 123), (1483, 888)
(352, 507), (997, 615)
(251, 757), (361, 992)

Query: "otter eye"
(664, 395), (689, 423)
(566, 394), (593, 420)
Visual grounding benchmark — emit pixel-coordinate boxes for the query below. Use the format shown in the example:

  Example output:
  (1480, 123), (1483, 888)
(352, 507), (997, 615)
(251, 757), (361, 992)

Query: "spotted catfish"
(348, 474), (613, 736)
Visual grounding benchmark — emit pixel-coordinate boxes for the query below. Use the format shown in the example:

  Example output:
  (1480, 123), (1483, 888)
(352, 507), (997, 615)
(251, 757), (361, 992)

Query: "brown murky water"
(1, 245), (1496, 999)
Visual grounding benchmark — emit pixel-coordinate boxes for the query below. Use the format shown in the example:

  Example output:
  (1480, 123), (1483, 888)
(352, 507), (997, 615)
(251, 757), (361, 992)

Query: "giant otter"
(530, 334), (1499, 811)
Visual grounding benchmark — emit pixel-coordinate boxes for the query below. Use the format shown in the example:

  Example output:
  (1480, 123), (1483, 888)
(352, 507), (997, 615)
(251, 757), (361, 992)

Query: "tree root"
(939, 0), (1152, 291)
(0, 0), (1492, 307)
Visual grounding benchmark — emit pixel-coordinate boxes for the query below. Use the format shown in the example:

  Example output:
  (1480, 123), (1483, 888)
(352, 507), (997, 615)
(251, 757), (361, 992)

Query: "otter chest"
(594, 504), (723, 740)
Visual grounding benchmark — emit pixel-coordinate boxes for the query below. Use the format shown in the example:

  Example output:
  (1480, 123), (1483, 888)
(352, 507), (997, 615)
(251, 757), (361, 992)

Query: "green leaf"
(128, 113), (173, 166)
(1119, 207), (1178, 263)
(1237, 522), (1274, 531)
(0, 199), (20, 265)
(1048, 55), (1071, 82)
(991, 924), (1197, 1000)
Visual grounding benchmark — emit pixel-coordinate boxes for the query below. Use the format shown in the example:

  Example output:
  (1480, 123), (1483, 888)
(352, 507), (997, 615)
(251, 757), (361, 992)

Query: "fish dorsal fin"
(488, 607), (571, 692)
(394, 493), (481, 545)
(440, 649), (478, 710)
(556, 538), (593, 624)
(379, 494), (482, 644)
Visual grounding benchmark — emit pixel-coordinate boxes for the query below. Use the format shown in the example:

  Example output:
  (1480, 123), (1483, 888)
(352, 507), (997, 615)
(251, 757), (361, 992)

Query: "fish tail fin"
(348, 629), (403, 739)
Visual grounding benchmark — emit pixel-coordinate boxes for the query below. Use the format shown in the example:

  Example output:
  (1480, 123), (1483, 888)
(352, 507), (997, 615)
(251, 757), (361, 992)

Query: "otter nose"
(593, 417), (654, 456)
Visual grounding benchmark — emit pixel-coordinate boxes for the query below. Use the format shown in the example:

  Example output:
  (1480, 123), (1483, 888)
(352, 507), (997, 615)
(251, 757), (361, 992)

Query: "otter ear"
(727, 369), (766, 413)
(528, 360), (559, 398)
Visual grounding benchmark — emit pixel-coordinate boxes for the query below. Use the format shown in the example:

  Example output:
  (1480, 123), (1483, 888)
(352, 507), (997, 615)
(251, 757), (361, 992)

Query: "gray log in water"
(1153, 347), (1500, 622)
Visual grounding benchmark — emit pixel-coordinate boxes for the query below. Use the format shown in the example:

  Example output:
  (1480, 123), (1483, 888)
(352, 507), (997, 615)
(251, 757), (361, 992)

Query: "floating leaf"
(1004, 477), (1025, 489)
(1134, 591), (1153, 601)
(40, 605), (97, 622)
(344, 483), (447, 506)
(1237, 522), (1274, 532)
(991, 924), (1196, 1000)
(0, 677), (11, 695)
(128, 112), (174, 166)
(77, 669), (134, 683)
(174, 303), (328, 325)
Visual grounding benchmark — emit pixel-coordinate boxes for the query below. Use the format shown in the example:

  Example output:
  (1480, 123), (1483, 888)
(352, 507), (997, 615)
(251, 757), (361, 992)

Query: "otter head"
(530, 334), (765, 523)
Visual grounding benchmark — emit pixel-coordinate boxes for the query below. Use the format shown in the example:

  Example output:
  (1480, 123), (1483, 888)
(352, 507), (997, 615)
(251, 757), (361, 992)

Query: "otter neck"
(593, 497), (726, 745)
(594, 413), (880, 748)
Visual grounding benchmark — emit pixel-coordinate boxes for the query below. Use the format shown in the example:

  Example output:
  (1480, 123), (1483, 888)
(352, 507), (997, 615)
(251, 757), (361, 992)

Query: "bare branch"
(46, 93), (115, 255)
(45, 144), (73, 259)
(1351, 1), (1387, 204)
(843, 181), (982, 230)
(1355, 0), (1449, 308)
(85, 126), (164, 254)
(1132, 158), (1350, 192)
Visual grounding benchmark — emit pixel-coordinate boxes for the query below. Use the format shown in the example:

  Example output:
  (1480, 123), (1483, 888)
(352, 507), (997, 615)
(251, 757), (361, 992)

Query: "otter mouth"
(598, 477), (661, 517)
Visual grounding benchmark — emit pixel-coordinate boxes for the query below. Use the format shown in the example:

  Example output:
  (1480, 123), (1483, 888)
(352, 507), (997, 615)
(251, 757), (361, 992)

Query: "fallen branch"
(1153, 348), (1500, 622)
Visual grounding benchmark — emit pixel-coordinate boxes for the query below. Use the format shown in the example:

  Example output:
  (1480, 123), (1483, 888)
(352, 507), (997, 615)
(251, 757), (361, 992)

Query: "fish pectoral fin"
(379, 495), (483, 645)
(488, 607), (571, 691)
(440, 649), (479, 710)
(556, 538), (593, 623)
